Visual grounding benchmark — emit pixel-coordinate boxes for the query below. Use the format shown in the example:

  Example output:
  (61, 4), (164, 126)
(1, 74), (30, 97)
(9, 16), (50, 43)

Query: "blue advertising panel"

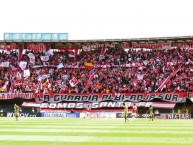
(12, 33), (22, 40)
(21, 33), (32, 40)
(41, 112), (80, 118)
(31, 33), (42, 40)
(51, 33), (59, 40)
(42, 33), (52, 40)
(58, 33), (68, 40)
(4, 33), (13, 40)
(4, 33), (68, 41)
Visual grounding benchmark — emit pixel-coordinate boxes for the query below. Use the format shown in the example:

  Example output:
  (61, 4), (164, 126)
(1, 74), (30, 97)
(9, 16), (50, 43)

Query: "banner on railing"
(22, 101), (176, 109)
(34, 92), (186, 103)
(0, 44), (16, 51)
(0, 92), (187, 103)
(1, 42), (193, 52)
(0, 93), (34, 100)
(27, 44), (51, 52)
(131, 43), (171, 49)
(6, 112), (41, 117)
(116, 113), (191, 119)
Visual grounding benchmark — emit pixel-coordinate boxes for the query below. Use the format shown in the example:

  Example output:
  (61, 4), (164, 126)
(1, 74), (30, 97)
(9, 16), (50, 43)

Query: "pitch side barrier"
(2, 112), (80, 118)
(1, 112), (191, 119)
(116, 113), (192, 119)
(41, 112), (80, 118)
(5, 112), (41, 117)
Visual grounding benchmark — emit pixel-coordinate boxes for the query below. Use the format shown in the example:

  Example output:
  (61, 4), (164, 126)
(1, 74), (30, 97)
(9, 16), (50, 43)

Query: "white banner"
(0, 62), (10, 67)
(40, 55), (49, 62)
(131, 43), (171, 49)
(57, 63), (64, 69)
(38, 74), (50, 81)
(19, 61), (27, 70)
(23, 69), (31, 78)
(27, 53), (35, 64)
(45, 49), (53, 56)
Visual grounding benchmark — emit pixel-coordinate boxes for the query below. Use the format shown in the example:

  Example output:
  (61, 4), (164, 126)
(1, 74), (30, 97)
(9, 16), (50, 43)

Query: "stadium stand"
(0, 45), (192, 94)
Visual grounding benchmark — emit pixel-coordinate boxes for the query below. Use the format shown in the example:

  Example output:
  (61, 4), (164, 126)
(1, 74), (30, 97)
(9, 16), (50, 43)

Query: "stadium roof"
(1, 35), (193, 43)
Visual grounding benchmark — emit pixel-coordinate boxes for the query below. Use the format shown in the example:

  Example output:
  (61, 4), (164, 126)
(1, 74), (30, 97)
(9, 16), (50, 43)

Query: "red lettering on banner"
(172, 42), (193, 48)
(0, 44), (16, 51)
(0, 93), (34, 100)
(27, 44), (45, 52)
(82, 43), (115, 49)
(132, 43), (171, 49)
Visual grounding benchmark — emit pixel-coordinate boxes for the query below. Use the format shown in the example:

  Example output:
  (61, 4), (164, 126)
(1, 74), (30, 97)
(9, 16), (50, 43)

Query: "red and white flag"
(69, 77), (78, 87)
(156, 64), (183, 92)
(100, 47), (107, 56)
(88, 69), (98, 82)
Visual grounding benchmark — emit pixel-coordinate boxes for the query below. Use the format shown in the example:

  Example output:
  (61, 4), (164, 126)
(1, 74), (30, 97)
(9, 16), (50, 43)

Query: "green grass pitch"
(0, 117), (193, 145)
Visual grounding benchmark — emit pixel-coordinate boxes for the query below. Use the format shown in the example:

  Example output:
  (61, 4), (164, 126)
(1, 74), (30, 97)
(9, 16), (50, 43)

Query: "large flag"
(69, 77), (78, 87)
(27, 53), (35, 64)
(155, 64), (183, 92)
(19, 61), (27, 70)
(84, 62), (93, 70)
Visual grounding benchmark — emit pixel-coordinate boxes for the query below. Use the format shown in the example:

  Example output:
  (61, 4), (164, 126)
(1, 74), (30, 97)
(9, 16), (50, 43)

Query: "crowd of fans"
(0, 46), (193, 94)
